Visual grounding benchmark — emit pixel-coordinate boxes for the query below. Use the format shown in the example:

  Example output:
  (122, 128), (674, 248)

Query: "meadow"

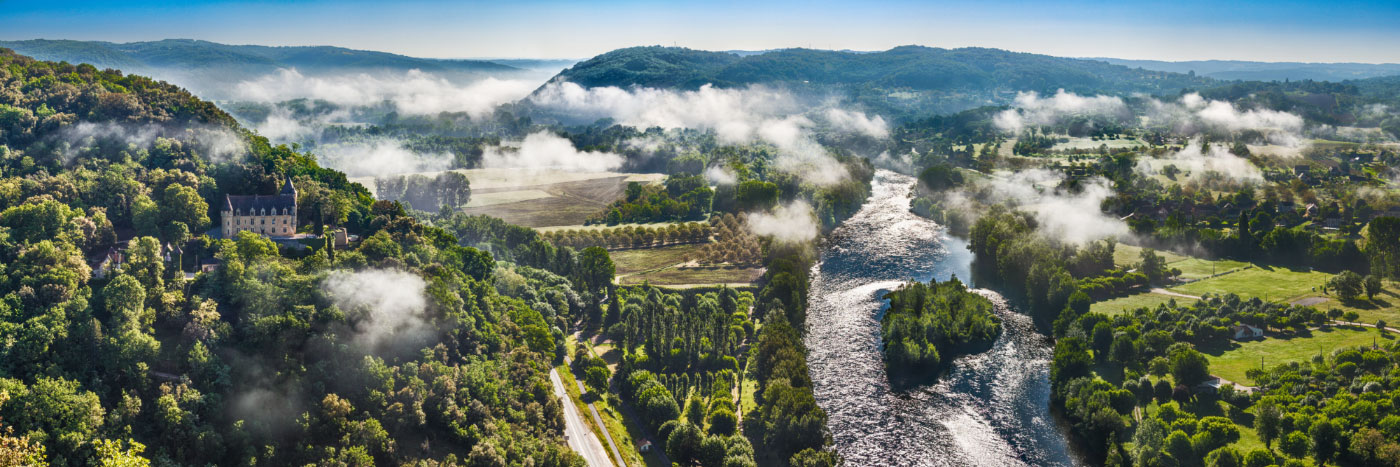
(1203, 326), (1387, 385)
(1168, 266), (1330, 302)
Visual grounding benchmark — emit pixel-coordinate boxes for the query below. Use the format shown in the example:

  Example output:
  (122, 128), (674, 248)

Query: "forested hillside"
(0, 48), (586, 466)
(0, 39), (532, 99)
(549, 46), (1214, 117)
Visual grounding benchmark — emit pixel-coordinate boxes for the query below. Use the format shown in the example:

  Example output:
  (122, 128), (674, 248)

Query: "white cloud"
(994, 90), (1128, 133)
(314, 139), (453, 177)
(705, 165), (739, 185)
(1140, 139), (1263, 184)
(529, 81), (884, 185)
(746, 201), (819, 243)
(234, 68), (536, 118)
(824, 108), (889, 138)
(482, 131), (624, 172)
(322, 269), (432, 351)
(1144, 93), (1306, 147)
(956, 169), (1128, 245)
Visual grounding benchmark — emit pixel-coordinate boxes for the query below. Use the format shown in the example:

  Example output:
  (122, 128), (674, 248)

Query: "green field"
(1090, 292), (1195, 316)
(1113, 244), (1248, 280)
(619, 265), (764, 287)
(610, 244), (701, 276)
(1285, 279), (1400, 326)
(1204, 326), (1386, 385)
(1169, 266), (1330, 302)
(1167, 257), (1250, 280)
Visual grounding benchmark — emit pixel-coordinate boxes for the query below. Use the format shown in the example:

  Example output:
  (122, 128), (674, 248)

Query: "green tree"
(1364, 274), (1383, 300)
(1280, 430), (1308, 458)
(1170, 346), (1211, 387)
(1254, 402), (1281, 448)
(1309, 418), (1339, 464)
(1328, 270), (1364, 301)
(1366, 216), (1400, 279)
(159, 183), (209, 233)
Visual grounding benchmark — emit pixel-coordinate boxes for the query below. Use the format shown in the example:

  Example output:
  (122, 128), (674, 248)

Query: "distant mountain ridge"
(1091, 57), (1400, 81)
(0, 39), (537, 99)
(553, 45), (1214, 94)
(545, 45), (1217, 117)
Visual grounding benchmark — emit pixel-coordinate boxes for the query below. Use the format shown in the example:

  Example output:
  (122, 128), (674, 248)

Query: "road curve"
(551, 368), (613, 467)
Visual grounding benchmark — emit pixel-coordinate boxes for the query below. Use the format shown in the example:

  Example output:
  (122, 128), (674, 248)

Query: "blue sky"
(2, 0), (1399, 62)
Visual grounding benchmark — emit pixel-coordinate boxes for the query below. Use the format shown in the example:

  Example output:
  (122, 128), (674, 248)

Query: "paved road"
(574, 378), (627, 467)
(551, 369), (613, 467)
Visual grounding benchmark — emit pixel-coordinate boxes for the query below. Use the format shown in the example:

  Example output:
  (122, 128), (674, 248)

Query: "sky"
(3, 0), (1400, 63)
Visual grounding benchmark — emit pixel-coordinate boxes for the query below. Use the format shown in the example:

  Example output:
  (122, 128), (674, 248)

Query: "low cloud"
(313, 139), (453, 178)
(824, 108), (889, 138)
(55, 121), (246, 164)
(757, 116), (848, 185)
(251, 107), (322, 143)
(530, 81), (881, 185)
(1139, 140), (1263, 184)
(993, 90), (1128, 133)
(704, 165), (738, 185)
(956, 169), (1128, 245)
(1145, 93), (1305, 147)
(234, 68), (536, 118)
(323, 269), (433, 352)
(746, 201), (819, 242)
(482, 131), (624, 172)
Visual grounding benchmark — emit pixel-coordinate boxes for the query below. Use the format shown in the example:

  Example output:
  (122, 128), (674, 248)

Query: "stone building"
(222, 177), (298, 238)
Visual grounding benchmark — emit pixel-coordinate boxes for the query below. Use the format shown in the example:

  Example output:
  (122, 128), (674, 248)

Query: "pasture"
(1204, 326), (1386, 385)
(1168, 266), (1330, 302)
(1089, 292), (1193, 316)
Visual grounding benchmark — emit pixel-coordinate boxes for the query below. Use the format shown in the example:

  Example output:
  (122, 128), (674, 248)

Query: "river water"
(803, 169), (1082, 466)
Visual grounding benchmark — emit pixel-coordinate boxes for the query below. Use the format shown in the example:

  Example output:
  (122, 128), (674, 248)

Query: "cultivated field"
(617, 265), (764, 288)
(351, 168), (665, 227)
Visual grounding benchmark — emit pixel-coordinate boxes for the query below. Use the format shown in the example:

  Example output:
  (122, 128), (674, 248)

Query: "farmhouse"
(1230, 324), (1264, 340)
(222, 177), (299, 238)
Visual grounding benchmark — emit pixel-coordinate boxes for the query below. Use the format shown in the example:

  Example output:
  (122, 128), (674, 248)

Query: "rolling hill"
(1093, 57), (1400, 82)
(0, 39), (533, 98)
(547, 45), (1217, 118)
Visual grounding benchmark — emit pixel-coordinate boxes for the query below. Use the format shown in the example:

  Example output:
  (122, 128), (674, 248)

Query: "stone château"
(222, 177), (298, 238)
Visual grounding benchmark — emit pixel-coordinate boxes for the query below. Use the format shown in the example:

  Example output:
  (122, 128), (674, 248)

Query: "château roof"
(223, 177), (297, 214)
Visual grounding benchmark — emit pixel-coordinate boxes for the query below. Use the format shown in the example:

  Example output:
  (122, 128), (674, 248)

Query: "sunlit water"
(804, 170), (1083, 466)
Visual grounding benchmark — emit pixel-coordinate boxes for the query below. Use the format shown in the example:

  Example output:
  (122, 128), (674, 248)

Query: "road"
(1149, 288), (1202, 300)
(574, 378), (627, 467)
(551, 368), (613, 467)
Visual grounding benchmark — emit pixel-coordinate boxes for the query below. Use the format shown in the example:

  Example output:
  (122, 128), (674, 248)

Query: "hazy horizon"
(4, 0), (1400, 63)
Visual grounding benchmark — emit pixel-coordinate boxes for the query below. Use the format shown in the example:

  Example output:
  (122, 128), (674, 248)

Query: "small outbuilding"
(1230, 324), (1264, 340)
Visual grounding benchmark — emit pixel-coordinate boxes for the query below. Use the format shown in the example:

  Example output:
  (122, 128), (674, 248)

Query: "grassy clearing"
(1169, 266), (1330, 302)
(1168, 257), (1250, 280)
(618, 265), (764, 287)
(611, 244), (701, 276)
(1285, 279), (1400, 325)
(1090, 293), (1194, 316)
(1203, 326), (1387, 385)
(1112, 243), (1250, 280)
(1113, 244), (1190, 268)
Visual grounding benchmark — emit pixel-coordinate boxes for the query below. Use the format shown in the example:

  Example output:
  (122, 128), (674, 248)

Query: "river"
(803, 169), (1083, 466)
